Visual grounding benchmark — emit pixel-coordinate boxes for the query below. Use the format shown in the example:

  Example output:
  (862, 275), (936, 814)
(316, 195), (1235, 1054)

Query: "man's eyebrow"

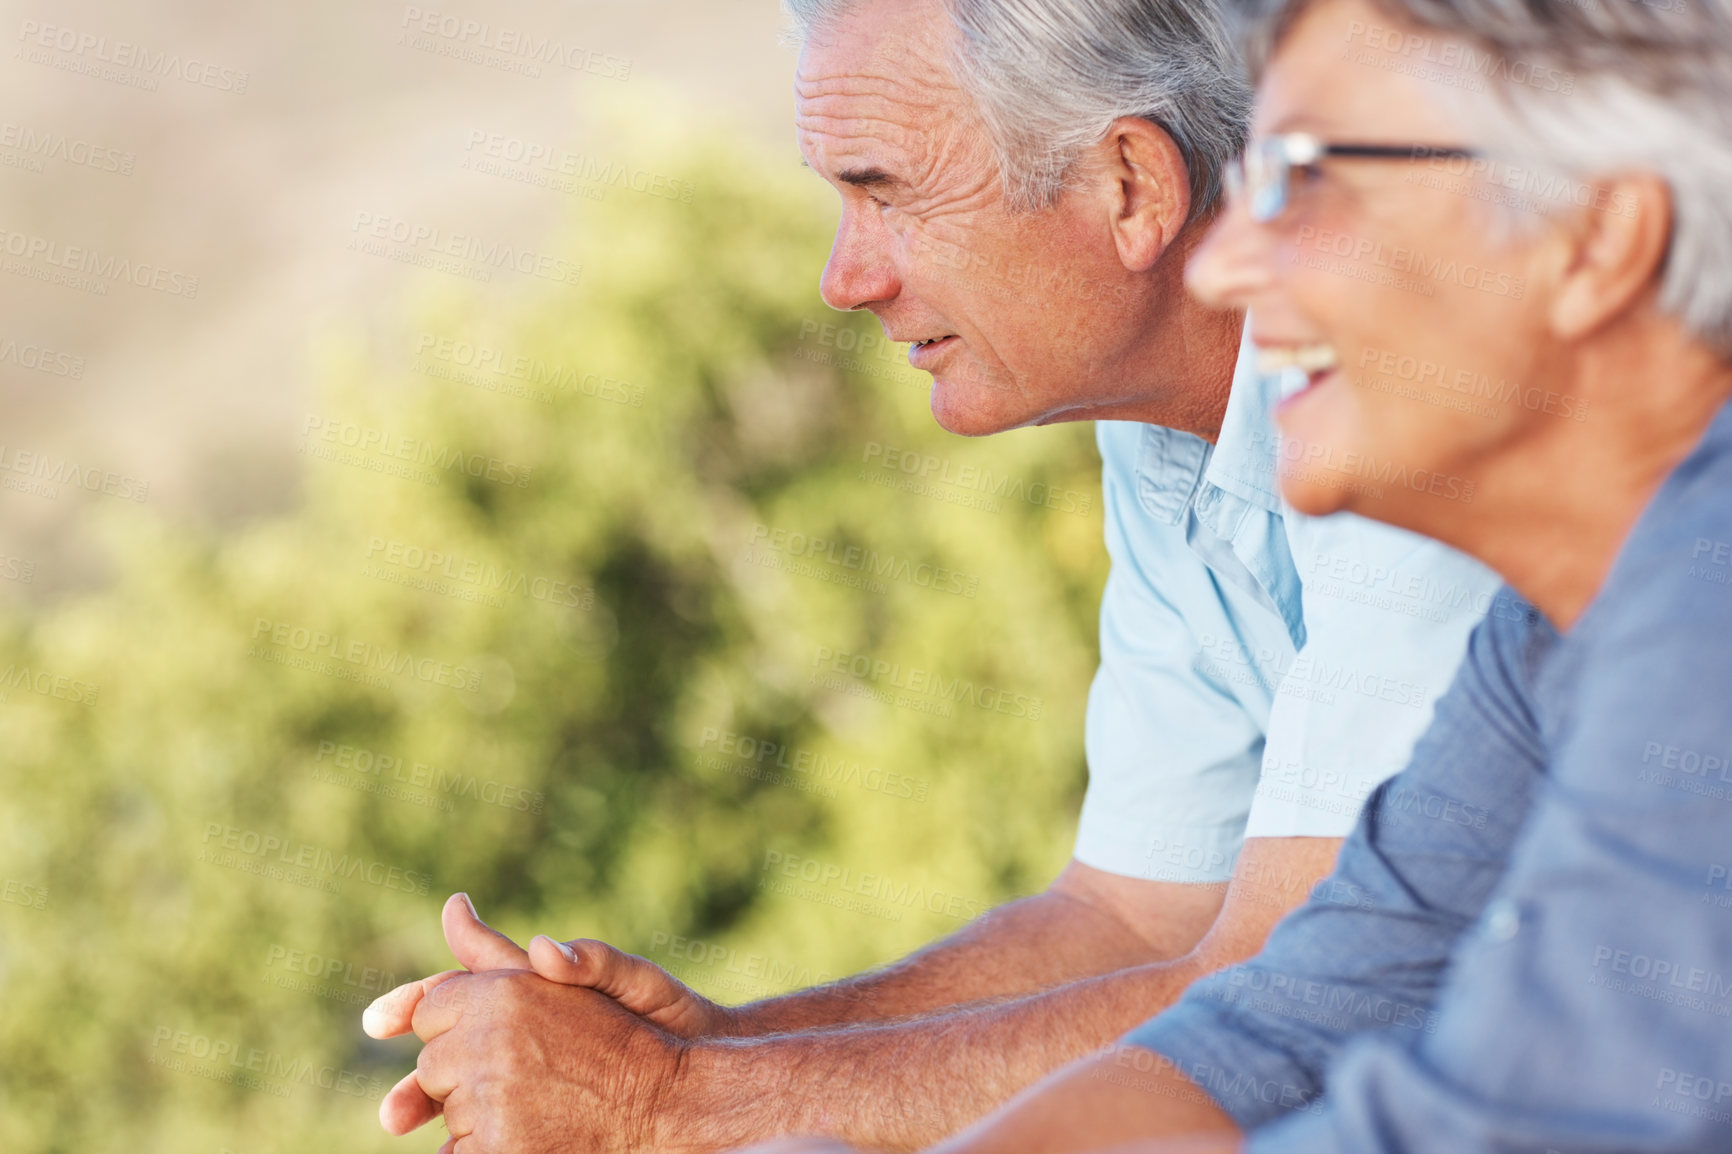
(837, 166), (902, 190)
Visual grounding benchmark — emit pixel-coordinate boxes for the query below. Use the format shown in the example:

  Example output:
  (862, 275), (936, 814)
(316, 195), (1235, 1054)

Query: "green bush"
(0, 107), (1106, 1153)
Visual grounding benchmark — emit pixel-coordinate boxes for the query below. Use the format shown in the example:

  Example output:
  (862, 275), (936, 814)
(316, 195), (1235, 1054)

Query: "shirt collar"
(1125, 325), (1307, 649)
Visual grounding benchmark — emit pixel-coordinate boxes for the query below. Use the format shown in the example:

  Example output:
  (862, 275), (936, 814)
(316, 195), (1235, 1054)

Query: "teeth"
(1258, 344), (1338, 376)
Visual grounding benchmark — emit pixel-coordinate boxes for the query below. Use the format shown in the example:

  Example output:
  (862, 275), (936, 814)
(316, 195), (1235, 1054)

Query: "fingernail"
(459, 892), (477, 917)
(533, 934), (578, 963)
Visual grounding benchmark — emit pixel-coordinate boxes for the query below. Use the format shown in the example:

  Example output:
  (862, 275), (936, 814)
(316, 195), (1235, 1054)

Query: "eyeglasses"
(1225, 133), (1481, 223)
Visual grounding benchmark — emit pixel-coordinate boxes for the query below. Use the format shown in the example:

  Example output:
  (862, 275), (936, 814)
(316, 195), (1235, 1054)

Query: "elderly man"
(360, 0), (1496, 1150)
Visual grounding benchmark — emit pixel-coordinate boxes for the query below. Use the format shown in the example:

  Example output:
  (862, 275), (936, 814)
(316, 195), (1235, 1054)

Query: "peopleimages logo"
(1343, 20), (1574, 94)
(462, 131), (693, 203)
(349, 212), (582, 286)
(16, 20), (250, 93)
(0, 662), (99, 706)
(398, 7), (631, 80)
(0, 335), (84, 378)
(810, 645), (1044, 721)
(745, 524), (980, 598)
(250, 617), (483, 693)
(861, 442), (1092, 515)
(150, 1026), (386, 1099)
(760, 850), (988, 923)
(1256, 430), (1477, 505)
(300, 415), (534, 489)
(1293, 226), (1526, 299)
(364, 536), (591, 609)
(697, 727), (929, 803)
(0, 121), (134, 176)
(0, 225), (200, 297)
(1356, 346), (1588, 422)
(200, 823), (432, 895)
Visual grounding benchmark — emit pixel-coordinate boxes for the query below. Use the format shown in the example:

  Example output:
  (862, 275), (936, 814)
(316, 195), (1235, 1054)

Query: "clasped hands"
(363, 892), (769, 1154)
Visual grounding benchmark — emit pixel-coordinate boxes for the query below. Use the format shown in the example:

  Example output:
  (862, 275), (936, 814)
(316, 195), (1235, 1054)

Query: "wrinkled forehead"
(794, 0), (973, 166)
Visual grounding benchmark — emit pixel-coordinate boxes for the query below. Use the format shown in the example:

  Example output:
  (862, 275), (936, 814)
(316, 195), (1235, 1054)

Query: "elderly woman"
(740, 0), (1732, 1150)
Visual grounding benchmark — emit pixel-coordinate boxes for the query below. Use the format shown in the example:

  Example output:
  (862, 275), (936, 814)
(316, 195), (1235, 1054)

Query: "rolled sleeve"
(1076, 421), (1281, 885)
(1078, 563), (1264, 884)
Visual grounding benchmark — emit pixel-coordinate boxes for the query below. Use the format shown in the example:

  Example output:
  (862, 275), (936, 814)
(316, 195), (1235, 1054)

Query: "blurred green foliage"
(0, 105), (1107, 1153)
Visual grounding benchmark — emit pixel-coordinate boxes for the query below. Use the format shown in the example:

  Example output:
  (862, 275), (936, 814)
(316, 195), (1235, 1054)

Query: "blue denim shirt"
(1079, 335), (1498, 883)
(1129, 398), (1732, 1151)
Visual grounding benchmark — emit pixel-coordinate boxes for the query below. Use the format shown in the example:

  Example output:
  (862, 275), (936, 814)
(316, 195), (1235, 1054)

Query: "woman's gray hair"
(1238, 0), (1732, 358)
(783, 0), (1253, 222)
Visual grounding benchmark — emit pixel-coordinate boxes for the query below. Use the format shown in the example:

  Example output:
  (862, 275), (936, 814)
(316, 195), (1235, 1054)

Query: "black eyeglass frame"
(1226, 132), (1482, 222)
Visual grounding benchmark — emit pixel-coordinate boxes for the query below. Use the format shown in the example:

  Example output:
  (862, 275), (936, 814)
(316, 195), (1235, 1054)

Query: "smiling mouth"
(1258, 343), (1339, 397)
(907, 335), (958, 370)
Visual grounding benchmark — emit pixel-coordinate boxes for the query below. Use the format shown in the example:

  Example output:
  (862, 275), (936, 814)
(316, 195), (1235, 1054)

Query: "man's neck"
(1066, 300), (1242, 444)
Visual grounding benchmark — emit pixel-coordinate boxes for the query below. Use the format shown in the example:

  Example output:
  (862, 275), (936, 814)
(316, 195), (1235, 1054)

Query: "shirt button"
(1484, 899), (1521, 942)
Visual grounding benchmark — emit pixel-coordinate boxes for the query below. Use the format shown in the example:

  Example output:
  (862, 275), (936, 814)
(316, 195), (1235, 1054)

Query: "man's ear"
(1100, 116), (1192, 273)
(1548, 173), (1673, 343)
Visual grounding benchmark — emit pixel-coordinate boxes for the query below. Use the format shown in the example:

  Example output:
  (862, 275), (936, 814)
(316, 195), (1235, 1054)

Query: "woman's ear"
(1099, 116), (1194, 273)
(1548, 173), (1673, 343)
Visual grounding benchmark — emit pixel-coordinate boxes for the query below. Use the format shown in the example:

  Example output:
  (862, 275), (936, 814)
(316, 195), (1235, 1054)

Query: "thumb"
(527, 934), (704, 1024)
(442, 892), (529, 972)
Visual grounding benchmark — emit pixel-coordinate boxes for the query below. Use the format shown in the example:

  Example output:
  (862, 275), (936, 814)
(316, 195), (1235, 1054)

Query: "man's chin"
(928, 376), (1025, 438)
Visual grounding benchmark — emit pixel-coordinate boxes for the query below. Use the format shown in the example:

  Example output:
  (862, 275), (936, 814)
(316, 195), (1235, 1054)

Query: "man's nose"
(1186, 197), (1277, 311)
(819, 207), (899, 312)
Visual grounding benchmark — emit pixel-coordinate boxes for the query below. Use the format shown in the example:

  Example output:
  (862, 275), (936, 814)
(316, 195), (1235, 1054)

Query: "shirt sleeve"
(1248, 481), (1732, 1153)
(1124, 595), (1551, 1130)
(1075, 421), (1269, 885)
(1246, 516), (1500, 839)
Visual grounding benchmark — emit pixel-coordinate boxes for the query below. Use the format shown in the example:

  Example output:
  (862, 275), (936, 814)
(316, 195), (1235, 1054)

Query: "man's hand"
(407, 968), (686, 1154)
(364, 894), (733, 1043)
(364, 894), (733, 1137)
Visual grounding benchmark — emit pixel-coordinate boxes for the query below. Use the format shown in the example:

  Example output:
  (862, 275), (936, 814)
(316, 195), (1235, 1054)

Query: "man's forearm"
(671, 839), (1342, 1148)
(723, 866), (1227, 1037)
(666, 954), (1215, 1152)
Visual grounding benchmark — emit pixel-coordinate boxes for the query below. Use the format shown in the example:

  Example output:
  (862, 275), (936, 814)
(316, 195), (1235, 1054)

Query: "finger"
(440, 1085), (477, 1145)
(413, 1032), (464, 1103)
(379, 1069), (444, 1136)
(448, 1108), (496, 1154)
(443, 893), (530, 973)
(410, 972), (492, 1043)
(363, 969), (466, 1039)
(528, 935), (695, 1020)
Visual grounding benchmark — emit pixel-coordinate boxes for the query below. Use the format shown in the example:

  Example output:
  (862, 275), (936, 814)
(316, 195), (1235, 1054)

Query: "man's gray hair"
(784, 0), (1253, 222)
(1239, 0), (1732, 358)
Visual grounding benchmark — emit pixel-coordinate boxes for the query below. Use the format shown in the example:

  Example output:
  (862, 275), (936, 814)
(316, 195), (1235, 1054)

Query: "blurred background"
(0, 2), (1107, 1150)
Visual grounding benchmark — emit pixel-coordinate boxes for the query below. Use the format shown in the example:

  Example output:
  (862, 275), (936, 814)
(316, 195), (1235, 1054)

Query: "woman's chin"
(1277, 468), (1354, 517)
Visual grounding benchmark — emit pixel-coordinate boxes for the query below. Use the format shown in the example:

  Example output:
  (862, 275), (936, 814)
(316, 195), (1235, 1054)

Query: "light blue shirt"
(1076, 335), (1500, 884)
